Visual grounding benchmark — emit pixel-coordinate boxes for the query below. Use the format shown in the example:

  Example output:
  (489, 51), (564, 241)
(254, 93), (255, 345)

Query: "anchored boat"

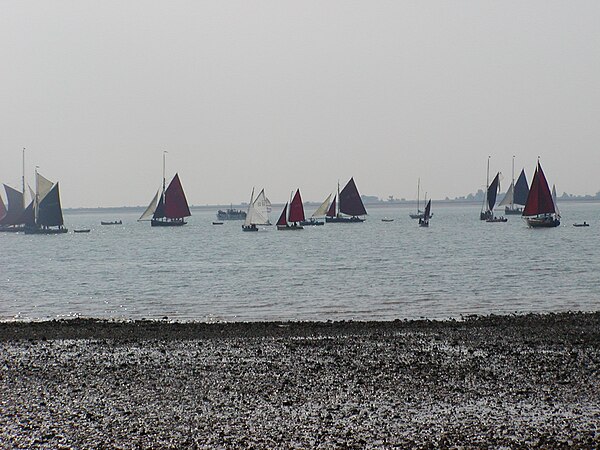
(522, 161), (560, 228)
(325, 178), (367, 223)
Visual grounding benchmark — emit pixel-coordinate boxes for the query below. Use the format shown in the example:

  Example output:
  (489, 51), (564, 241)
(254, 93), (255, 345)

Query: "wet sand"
(1, 312), (599, 448)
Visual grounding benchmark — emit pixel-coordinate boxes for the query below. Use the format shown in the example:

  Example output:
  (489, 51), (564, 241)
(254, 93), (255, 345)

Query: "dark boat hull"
(299, 219), (324, 226)
(0, 225), (25, 233)
(326, 216), (365, 223)
(74, 229), (91, 233)
(573, 223), (589, 227)
(242, 225), (259, 232)
(504, 207), (523, 215)
(526, 217), (560, 228)
(101, 221), (122, 225)
(480, 210), (493, 221)
(277, 224), (304, 230)
(24, 226), (68, 235)
(486, 217), (508, 223)
(151, 219), (187, 227)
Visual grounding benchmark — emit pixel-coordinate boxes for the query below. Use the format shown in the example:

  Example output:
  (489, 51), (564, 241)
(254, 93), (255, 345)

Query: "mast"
(162, 150), (167, 200)
(22, 148), (25, 209)
(416, 178), (420, 212)
(337, 180), (340, 218)
(511, 155), (515, 209)
(481, 156), (490, 213)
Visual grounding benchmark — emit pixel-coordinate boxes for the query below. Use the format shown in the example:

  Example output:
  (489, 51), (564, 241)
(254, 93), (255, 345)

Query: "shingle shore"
(1, 312), (599, 448)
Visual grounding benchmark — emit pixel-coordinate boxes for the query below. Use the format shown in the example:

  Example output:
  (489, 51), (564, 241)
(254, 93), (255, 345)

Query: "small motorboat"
(573, 222), (589, 227)
(74, 229), (91, 233)
(486, 216), (507, 223)
(212, 221), (224, 225)
(381, 218), (394, 222)
(101, 220), (122, 225)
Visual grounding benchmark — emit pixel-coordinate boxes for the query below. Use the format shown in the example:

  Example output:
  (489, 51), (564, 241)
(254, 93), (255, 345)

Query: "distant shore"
(1, 312), (599, 448)
(62, 196), (600, 214)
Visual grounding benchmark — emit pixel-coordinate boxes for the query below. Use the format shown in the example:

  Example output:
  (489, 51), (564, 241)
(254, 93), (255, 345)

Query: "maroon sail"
(523, 162), (555, 216)
(288, 189), (305, 223)
(326, 196), (337, 217)
(277, 203), (288, 226)
(339, 178), (367, 216)
(164, 173), (191, 219)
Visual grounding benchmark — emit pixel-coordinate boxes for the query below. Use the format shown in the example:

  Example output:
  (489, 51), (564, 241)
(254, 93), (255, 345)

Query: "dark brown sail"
(339, 178), (367, 216)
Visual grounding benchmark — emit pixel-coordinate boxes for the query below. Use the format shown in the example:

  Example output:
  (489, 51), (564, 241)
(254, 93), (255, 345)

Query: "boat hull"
(0, 225), (25, 233)
(101, 221), (122, 225)
(299, 219), (324, 226)
(24, 226), (68, 235)
(480, 210), (493, 221)
(504, 207), (523, 215)
(486, 217), (508, 223)
(326, 216), (365, 223)
(242, 225), (259, 232)
(151, 219), (187, 227)
(74, 229), (91, 233)
(277, 224), (304, 230)
(525, 216), (560, 228)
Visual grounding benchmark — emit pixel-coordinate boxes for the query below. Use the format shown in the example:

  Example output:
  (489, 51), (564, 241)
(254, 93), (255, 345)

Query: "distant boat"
(0, 149), (27, 233)
(300, 193), (330, 226)
(212, 221), (224, 225)
(216, 207), (246, 221)
(24, 170), (68, 234)
(381, 218), (394, 222)
(409, 178), (432, 220)
(74, 228), (91, 233)
(419, 200), (431, 227)
(101, 220), (122, 225)
(522, 161), (560, 228)
(138, 152), (191, 227)
(573, 222), (589, 227)
(242, 188), (271, 231)
(277, 189), (305, 230)
(499, 157), (529, 215)
(325, 178), (367, 223)
(480, 157), (504, 221)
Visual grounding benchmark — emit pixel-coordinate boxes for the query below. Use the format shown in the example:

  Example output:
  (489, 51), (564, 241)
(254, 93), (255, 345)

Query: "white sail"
(312, 194), (332, 218)
(552, 184), (561, 218)
(249, 189), (270, 225)
(243, 188), (255, 227)
(138, 190), (160, 221)
(28, 185), (35, 205)
(36, 172), (54, 202)
(498, 181), (514, 207)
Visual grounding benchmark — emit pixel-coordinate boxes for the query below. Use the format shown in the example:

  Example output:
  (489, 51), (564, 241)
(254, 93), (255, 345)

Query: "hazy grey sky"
(2, 1), (599, 207)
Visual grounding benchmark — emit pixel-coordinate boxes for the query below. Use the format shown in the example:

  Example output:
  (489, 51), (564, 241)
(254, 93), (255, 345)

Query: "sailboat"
(522, 161), (560, 228)
(300, 193), (330, 226)
(325, 178), (367, 223)
(138, 153), (191, 226)
(480, 157), (505, 222)
(242, 188), (271, 231)
(499, 157), (529, 215)
(277, 189), (305, 230)
(0, 148), (27, 232)
(409, 178), (432, 219)
(24, 170), (68, 234)
(419, 200), (431, 227)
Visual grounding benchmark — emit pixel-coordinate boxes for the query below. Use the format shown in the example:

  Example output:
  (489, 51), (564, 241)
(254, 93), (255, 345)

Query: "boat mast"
(482, 156), (490, 212)
(337, 180), (340, 218)
(511, 155), (515, 209)
(34, 165), (39, 224)
(416, 178), (420, 213)
(162, 150), (167, 199)
(22, 148), (25, 209)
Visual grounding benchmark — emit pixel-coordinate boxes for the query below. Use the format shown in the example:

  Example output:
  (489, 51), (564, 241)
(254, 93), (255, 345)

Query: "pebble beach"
(1, 312), (599, 448)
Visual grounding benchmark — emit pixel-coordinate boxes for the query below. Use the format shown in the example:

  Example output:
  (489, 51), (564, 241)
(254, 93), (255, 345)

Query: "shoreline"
(2, 311), (599, 448)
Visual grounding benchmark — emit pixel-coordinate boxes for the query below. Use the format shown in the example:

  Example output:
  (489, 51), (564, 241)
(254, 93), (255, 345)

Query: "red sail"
(522, 162), (555, 216)
(288, 189), (305, 223)
(277, 203), (288, 226)
(326, 196), (337, 217)
(164, 173), (191, 219)
(339, 178), (367, 216)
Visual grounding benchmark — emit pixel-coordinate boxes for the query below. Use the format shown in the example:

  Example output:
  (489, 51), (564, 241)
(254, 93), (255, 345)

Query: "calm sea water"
(1, 202), (599, 322)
